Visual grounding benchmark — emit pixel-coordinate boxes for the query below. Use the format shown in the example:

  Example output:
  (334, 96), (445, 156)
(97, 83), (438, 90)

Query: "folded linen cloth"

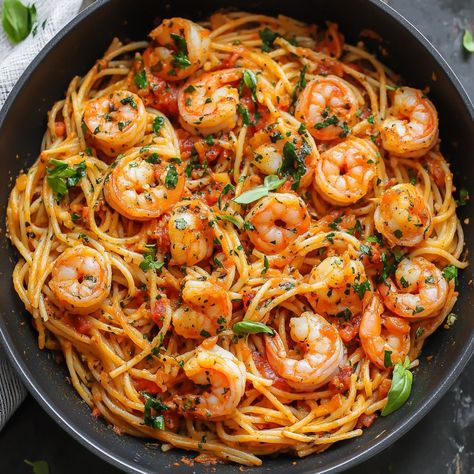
(0, 0), (82, 430)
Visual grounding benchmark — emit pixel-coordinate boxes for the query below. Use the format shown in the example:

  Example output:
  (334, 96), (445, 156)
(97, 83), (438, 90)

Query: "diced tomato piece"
(356, 413), (378, 429)
(378, 378), (392, 399)
(329, 365), (353, 392)
(73, 315), (92, 335)
(252, 350), (291, 391)
(151, 299), (168, 327)
(133, 378), (161, 394)
(220, 51), (241, 69)
(242, 291), (256, 311)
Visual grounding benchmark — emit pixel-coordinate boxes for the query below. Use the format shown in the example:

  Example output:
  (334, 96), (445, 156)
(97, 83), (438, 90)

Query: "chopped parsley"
(134, 69), (148, 89)
(279, 140), (310, 190)
(352, 280), (371, 299)
(141, 392), (168, 430)
(120, 95), (137, 109)
(260, 27), (280, 52)
(152, 116), (165, 134)
(47, 159), (86, 202)
(442, 265), (458, 283)
(164, 164), (178, 189)
(170, 33), (191, 69)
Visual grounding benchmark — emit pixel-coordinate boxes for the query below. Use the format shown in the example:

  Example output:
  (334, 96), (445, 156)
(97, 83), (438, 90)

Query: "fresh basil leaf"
(233, 175), (285, 205)
(263, 174), (286, 190)
(463, 29), (474, 53)
(232, 321), (274, 336)
(233, 185), (268, 204)
(24, 460), (49, 474)
(216, 214), (242, 229)
(381, 358), (413, 416)
(242, 69), (258, 101)
(2, 0), (37, 44)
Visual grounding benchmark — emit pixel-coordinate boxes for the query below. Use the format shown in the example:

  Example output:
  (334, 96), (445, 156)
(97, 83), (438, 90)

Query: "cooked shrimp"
(83, 90), (147, 156)
(178, 68), (242, 135)
(250, 124), (317, 188)
(360, 295), (410, 369)
(314, 137), (378, 205)
(308, 254), (369, 317)
(245, 193), (310, 254)
(49, 245), (111, 314)
(175, 340), (246, 419)
(104, 148), (185, 221)
(168, 200), (213, 266)
(295, 75), (360, 141)
(380, 87), (438, 158)
(374, 183), (432, 247)
(172, 277), (232, 339)
(378, 257), (448, 318)
(146, 18), (211, 82)
(265, 312), (346, 391)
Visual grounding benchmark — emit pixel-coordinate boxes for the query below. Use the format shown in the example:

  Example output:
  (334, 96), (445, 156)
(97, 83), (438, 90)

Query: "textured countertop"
(0, 0), (473, 473)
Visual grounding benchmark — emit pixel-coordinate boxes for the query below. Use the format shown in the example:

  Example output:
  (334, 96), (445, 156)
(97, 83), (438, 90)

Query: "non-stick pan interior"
(0, 1), (473, 473)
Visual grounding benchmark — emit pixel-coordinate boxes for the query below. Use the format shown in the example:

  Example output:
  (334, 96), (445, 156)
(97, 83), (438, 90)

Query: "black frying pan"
(0, 1), (473, 473)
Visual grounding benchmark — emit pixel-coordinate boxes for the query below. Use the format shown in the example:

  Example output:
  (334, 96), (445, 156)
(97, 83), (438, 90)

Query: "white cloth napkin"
(0, 0), (82, 430)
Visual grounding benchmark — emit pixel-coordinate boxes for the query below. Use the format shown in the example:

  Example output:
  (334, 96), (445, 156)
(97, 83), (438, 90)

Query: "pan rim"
(0, 0), (473, 473)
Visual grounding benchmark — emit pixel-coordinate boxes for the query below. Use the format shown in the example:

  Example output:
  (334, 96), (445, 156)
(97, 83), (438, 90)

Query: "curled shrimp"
(104, 148), (185, 221)
(175, 339), (246, 419)
(380, 87), (438, 158)
(265, 312), (346, 391)
(374, 183), (432, 247)
(295, 75), (360, 141)
(360, 295), (410, 369)
(178, 68), (242, 135)
(249, 123), (317, 188)
(83, 90), (147, 157)
(314, 137), (378, 205)
(308, 254), (369, 317)
(245, 193), (310, 254)
(49, 245), (111, 314)
(378, 257), (448, 318)
(146, 18), (211, 82)
(168, 200), (213, 266)
(172, 277), (232, 339)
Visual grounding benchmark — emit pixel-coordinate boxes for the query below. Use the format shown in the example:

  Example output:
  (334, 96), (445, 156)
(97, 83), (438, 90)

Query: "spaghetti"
(6, 11), (467, 466)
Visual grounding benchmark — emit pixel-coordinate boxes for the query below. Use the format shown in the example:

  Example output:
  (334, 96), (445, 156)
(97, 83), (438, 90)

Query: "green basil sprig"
(24, 460), (49, 474)
(233, 175), (286, 205)
(2, 0), (37, 44)
(242, 69), (258, 101)
(232, 321), (274, 336)
(381, 357), (413, 416)
(463, 29), (474, 53)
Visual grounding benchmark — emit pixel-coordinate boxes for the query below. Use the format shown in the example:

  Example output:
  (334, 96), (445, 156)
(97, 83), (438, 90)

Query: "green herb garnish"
(233, 175), (286, 205)
(232, 321), (274, 336)
(381, 358), (413, 416)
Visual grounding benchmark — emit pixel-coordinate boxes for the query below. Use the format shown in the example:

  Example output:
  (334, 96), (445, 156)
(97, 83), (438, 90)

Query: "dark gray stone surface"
(0, 0), (472, 473)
